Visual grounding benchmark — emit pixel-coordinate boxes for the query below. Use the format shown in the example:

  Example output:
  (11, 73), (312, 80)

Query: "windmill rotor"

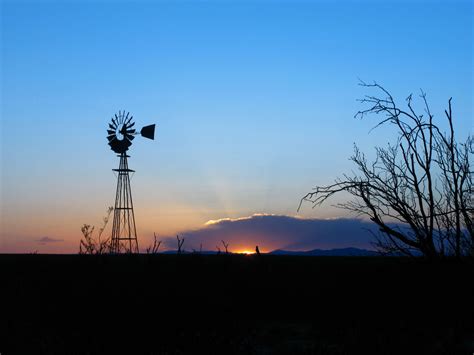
(106, 110), (156, 154)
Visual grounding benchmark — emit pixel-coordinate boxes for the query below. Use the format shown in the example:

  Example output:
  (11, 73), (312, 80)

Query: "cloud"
(162, 214), (379, 252)
(36, 236), (64, 244)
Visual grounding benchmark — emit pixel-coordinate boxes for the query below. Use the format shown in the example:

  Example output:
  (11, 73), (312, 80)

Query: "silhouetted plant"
(221, 240), (230, 254)
(256, 245), (261, 255)
(176, 235), (185, 254)
(192, 243), (203, 254)
(216, 246), (221, 254)
(79, 207), (113, 255)
(117, 242), (131, 254)
(300, 82), (473, 259)
(146, 233), (162, 254)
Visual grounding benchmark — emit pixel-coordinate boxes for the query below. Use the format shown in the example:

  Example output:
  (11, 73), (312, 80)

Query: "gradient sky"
(1, 0), (472, 253)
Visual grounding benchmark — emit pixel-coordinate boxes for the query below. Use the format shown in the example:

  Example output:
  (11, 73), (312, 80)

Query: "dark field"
(1, 254), (473, 354)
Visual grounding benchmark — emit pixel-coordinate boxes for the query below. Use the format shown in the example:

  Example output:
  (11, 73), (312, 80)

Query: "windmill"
(107, 111), (155, 253)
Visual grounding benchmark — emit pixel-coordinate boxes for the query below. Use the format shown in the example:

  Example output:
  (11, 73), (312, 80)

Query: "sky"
(1, 0), (472, 253)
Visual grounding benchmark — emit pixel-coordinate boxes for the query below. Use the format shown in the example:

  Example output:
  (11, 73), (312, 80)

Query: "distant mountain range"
(160, 247), (380, 256)
(269, 247), (380, 256)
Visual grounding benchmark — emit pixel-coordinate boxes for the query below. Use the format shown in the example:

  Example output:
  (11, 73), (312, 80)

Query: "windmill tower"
(106, 111), (155, 253)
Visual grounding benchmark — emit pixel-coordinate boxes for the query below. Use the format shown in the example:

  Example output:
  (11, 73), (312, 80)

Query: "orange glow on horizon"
(237, 250), (256, 255)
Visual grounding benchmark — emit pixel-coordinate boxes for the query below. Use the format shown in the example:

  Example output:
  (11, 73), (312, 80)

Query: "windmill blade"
(115, 114), (120, 124)
(125, 116), (133, 126)
(125, 134), (135, 141)
(109, 123), (116, 130)
(126, 129), (136, 134)
(109, 140), (122, 152)
(127, 122), (135, 129)
(123, 139), (132, 148)
(140, 124), (155, 140)
(107, 129), (115, 135)
(107, 135), (116, 142)
(112, 117), (117, 126)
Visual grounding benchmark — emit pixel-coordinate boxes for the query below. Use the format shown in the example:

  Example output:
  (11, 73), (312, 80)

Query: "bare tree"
(79, 207), (114, 255)
(176, 235), (185, 254)
(216, 246), (221, 254)
(221, 240), (230, 254)
(300, 82), (473, 258)
(146, 233), (162, 254)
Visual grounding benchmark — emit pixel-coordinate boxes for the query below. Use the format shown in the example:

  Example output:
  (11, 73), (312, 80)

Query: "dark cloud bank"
(36, 236), (64, 244)
(162, 214), (380, 252)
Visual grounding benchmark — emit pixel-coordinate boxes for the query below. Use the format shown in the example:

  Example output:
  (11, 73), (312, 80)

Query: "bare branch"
(300, 83), (473, 258)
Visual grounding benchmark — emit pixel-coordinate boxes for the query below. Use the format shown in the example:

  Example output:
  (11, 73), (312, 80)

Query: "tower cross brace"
(110, 153), (139, 253)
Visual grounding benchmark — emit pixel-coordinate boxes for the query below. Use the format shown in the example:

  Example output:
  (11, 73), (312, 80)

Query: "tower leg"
(110, 153), (139, 253)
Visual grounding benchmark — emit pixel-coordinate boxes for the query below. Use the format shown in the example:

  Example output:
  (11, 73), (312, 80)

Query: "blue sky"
(1, 0), (472, 252)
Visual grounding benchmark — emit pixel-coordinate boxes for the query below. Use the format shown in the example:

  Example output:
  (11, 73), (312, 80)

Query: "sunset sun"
(239, 250), (255, 255)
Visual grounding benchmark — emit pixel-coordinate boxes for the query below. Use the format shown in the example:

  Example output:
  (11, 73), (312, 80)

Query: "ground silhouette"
(1, 254), (473, 354)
